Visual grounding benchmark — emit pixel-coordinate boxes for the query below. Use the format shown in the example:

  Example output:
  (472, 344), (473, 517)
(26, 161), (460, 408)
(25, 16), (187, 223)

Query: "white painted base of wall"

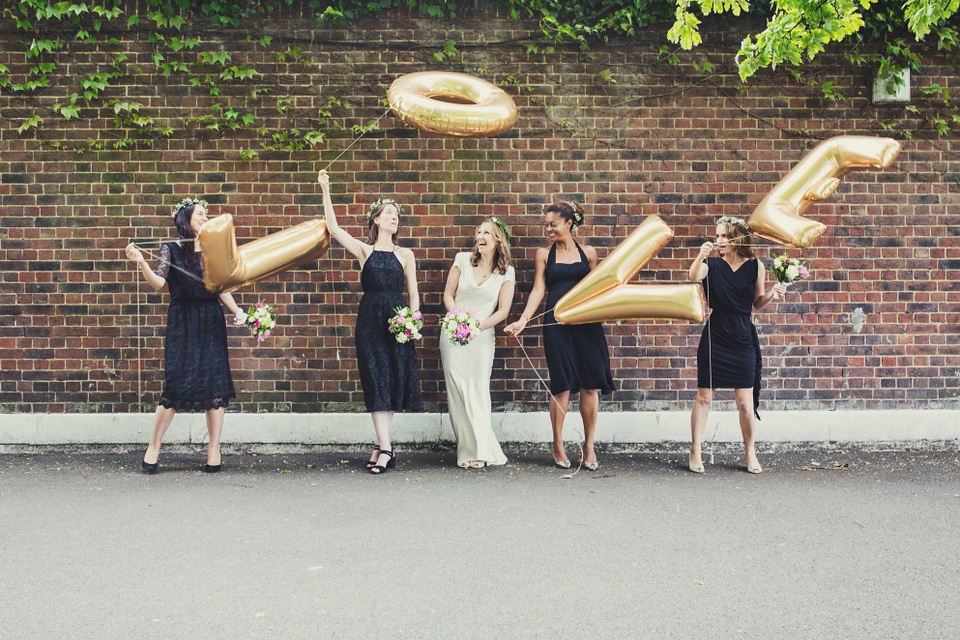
(1, 410), (957, 449)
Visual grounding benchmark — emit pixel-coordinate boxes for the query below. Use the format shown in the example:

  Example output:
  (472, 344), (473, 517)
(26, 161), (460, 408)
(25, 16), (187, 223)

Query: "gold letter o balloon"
(387, 71), (518, 137)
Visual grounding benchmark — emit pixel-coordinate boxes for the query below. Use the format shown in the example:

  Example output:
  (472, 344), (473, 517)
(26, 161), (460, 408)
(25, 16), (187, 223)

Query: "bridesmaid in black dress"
(125, 199), (245, 474)
(506, 202), (615, 470)
(318, 170), (422, 474)
(687, 216), (787, 475)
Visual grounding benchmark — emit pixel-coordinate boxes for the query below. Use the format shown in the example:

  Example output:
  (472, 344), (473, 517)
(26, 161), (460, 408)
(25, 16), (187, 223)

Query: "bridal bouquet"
(440, 308), (481, 346)
(388, 306), (423, 344)
(770, 254), (810, 298)
(244, 302), (277, 342)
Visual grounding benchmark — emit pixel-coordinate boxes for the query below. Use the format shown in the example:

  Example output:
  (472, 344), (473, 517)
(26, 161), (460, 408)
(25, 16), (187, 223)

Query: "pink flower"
(257, 333), (265, 342)
(412, 310), (422, 320)
(256, 302), (263, 308)
(254, 320), (260, 329)
(798, 265), (810, 279)
(263, 329), (271, 338)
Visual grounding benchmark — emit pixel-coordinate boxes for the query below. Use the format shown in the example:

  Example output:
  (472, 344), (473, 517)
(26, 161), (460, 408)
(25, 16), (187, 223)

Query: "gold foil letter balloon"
(387, 71), (518, 137)
(554, 215), (705, 325)
(747, 135), (901, 248)
(198, 215), (330, 293)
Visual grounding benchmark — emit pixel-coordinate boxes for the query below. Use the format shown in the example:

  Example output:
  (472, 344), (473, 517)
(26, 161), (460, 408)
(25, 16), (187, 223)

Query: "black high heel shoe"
(141, 460), (158, 474)
(369, 450), (395, 475)
(203, 463), (222, 473)
(365, 444), (381, 469)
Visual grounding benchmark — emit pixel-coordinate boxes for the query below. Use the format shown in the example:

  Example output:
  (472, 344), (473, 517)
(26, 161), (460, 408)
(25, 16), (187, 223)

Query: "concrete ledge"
(0, 410), (957, 450)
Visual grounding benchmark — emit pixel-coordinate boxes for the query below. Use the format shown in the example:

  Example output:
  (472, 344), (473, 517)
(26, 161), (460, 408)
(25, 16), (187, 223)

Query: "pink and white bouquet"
(388, 306), (423, 344)
(244, 302), (277, 343)
(440, 308), (481, 346)
(771, 254), (810, 298)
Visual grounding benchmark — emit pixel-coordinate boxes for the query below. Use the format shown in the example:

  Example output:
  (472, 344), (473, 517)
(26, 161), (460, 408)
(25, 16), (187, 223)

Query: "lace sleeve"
(156, 243), (171, 280)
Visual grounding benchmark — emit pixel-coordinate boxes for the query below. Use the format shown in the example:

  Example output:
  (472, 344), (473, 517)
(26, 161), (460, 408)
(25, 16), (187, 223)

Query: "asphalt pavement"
(1, 447), (958, 639)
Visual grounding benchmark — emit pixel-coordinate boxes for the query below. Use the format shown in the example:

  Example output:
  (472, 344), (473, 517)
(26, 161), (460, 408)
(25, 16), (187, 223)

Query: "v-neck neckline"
(723, 257), (747, 273)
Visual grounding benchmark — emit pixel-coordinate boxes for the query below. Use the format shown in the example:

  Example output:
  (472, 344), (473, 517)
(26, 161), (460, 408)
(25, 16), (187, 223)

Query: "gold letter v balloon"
(554, 215), (705, 325)
(387, 71), (518, 137)
(198, 215), (330, 293)
(747, 135), (901, 248)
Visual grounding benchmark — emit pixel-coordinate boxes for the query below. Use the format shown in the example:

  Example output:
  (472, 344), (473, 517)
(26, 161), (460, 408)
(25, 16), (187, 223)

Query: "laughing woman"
(505, 202), (615, 470)
(440, 218), (515, 468)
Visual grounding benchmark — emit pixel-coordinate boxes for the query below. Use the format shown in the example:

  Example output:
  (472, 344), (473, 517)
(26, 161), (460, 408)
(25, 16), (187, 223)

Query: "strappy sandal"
(553, 458), (571, 469)
(365, 444), (381, 469)
(369, 450), (395, 475)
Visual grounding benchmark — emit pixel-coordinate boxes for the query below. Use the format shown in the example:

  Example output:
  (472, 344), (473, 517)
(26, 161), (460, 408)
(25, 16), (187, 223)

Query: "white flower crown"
(716, 215), (749, 234)
(172, 197), (208, 218)
(368, 198), (402, 218)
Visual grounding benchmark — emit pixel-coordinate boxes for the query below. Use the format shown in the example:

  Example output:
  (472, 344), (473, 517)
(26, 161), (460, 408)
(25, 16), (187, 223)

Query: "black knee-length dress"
(697, 257), (762, 417)
(156, 242), (235, 411)
(543, 243), (616, 396)
(354, 250), (422, 412)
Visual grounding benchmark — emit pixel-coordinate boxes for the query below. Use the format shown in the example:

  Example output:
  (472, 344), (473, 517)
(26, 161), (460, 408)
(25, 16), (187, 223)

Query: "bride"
(439, 217), (516, 468)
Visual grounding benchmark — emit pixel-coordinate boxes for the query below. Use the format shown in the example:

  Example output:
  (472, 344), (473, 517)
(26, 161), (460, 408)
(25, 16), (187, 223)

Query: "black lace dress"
(354, 250), (422, 412)
(156, 242), (235, 411)
(697, 257), (762, 417)
(542, 243), (616, 396)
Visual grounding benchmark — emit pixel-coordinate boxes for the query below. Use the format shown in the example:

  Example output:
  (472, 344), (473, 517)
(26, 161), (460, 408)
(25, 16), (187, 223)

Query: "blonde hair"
(471, 219), (512, 275)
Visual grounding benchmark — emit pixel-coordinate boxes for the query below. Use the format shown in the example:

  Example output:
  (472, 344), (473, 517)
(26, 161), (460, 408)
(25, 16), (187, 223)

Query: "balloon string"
(321, 107), (393, 171)
(133, 243), (206, 284)
(136, 270), (143, 414)
(511, 334), (584, 478)
(321, 107), (392, 361)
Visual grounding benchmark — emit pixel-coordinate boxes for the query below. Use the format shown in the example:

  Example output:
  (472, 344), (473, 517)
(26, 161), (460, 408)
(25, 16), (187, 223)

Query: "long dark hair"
(174, 203), (198, 266)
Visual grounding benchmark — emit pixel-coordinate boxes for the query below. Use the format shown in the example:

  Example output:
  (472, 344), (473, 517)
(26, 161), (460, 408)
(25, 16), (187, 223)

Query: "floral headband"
(567, 201), (583, 228)
(716, 215), (749, 234)
(172, 197), (207, 218)
(488, 216), (512, 246)
(369, 197), (402, 218)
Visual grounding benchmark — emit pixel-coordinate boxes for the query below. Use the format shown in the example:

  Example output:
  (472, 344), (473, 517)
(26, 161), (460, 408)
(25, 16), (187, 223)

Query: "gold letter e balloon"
(554, 215), (705, 325)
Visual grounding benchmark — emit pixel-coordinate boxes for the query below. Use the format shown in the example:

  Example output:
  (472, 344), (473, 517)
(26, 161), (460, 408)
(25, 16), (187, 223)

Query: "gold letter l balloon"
(198, 215), (330, 293)
(554, 215), (705, 325)
(747, 135), (901, 248)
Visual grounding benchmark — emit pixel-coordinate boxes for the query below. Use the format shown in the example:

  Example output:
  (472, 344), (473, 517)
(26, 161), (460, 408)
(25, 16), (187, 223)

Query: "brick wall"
(1, 4), (958, 416)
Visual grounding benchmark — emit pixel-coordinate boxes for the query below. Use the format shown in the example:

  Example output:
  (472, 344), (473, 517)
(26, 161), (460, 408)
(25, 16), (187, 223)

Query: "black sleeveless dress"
(697, 257), (762, 417)
(354, 250), (422, 412)
(156, 242), (235, 411)
(543, 243), (616, 396)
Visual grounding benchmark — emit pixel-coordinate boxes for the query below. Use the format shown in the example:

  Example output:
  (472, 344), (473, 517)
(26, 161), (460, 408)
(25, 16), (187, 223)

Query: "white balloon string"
(132, 243), (206, 284)
(136, 269), (143, 414)
(510, 328), (584, 479)
(320, 107), (392, 362)
(321, 107), (393, 171)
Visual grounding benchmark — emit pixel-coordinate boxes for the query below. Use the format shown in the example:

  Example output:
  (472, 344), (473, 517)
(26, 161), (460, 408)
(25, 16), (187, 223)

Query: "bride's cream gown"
(439, 252), (513, 467)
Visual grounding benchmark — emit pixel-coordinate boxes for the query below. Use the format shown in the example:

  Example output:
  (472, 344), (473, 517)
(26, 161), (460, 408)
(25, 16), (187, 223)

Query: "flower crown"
(716, 215), (749, 234)
(489, 216), (512, 246)
(567, 201), (583, 228)
(172, 197), (207, 218)
(368, 197), (402, 218)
